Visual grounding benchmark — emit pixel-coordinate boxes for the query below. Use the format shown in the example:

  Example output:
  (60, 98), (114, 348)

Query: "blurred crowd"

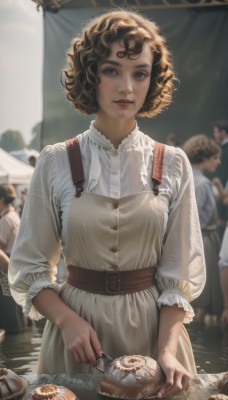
(171, 119), (228, 326)
(0, 155), (37, 334)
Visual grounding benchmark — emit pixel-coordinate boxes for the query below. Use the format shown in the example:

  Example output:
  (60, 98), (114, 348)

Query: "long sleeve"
(8, 146), (62, 320)
(156, 148), (206, 323)
(193, 170), (216, 229)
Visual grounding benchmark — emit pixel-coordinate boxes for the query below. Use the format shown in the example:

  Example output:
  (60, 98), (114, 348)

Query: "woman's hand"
(156, 305), (191, 398)
(33, 288), (102, 366)
(156, 351), (191, 398)
(59, 311), (102, 365)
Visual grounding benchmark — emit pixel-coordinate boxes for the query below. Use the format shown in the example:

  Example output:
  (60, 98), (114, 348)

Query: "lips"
(114, 99), (133, 103)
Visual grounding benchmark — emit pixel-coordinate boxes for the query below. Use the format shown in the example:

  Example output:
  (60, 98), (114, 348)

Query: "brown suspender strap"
(151, 141), (165, 195)
(65, 137), (165, 197)
(65, 137), (84, 197)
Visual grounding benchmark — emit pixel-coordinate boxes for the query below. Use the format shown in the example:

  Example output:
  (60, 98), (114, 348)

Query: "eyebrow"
(100, 60), (151, 68)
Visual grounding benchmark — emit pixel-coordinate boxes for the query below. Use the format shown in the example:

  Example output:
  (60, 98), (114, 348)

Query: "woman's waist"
(66, 265), (157, 295)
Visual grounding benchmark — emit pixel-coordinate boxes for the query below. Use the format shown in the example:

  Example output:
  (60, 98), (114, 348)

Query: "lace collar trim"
(87, 120), (140, 151)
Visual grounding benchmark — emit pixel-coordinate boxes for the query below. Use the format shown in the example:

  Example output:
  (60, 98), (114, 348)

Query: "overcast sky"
(0, 0), (43, 145)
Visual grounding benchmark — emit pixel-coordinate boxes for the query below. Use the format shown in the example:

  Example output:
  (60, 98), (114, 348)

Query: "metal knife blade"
(95, 352), (113, 373)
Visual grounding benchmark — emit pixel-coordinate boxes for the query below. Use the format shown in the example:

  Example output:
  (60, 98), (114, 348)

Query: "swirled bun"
(0, 368), (28, 400)
(97, 355), (165, 399)
(22, 384), (78, 400)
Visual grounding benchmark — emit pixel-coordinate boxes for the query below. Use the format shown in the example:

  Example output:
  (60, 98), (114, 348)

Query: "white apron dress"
(8, 123), (206, 375)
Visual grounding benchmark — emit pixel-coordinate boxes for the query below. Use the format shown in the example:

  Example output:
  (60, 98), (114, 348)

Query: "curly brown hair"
(61, 9), (176, 117)
(182, 134), (221, 164)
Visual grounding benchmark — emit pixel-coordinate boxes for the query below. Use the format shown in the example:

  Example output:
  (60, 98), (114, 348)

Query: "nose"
(118, 75), (133, 95)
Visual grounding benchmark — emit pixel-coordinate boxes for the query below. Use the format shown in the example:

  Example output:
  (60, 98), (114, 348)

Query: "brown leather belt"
(67, 266), (156, 295)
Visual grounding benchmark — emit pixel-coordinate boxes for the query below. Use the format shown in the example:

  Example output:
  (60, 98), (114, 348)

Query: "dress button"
(112, 265), (118, 270)
(112, 225), (118, 230)
(110, 247), (118, 253)
(113, 200), (119, 209)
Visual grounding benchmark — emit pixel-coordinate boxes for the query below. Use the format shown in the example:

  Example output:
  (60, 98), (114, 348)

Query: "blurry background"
(0, 0), (228, 151)
(0, 0), (42, 153)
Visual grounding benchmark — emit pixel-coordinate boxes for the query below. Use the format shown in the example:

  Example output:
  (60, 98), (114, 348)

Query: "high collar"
(87, 120), (140, 151)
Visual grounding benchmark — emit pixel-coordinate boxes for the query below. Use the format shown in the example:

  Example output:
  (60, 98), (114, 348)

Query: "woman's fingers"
(69, 327), (101, 365)
(182, 374), (191, 391)
(72, 347), (88, 363)
(90, 329), (102, 359)
(157, 372), (191, 398)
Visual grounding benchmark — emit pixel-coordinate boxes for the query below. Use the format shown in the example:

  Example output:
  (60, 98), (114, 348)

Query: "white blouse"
(8, 121), (206, 323)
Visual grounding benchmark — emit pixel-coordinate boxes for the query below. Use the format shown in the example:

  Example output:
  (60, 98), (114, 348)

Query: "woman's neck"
(94, 115), (136, 149)
(192, 163), (205, 172)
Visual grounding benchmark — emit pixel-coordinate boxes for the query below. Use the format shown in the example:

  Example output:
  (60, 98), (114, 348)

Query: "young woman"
(8, 9), (205, 398)
(183, 134), (223, 323)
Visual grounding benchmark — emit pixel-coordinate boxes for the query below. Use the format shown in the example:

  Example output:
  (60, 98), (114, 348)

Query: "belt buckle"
(105, 272), (120, 294)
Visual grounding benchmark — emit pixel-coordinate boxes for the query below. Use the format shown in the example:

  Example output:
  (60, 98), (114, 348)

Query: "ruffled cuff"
(24, 278), (61, 321)
(157, 290), (195, 324)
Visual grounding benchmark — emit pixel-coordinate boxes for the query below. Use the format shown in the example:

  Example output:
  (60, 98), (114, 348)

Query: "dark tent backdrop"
(40, 5), (228, 148)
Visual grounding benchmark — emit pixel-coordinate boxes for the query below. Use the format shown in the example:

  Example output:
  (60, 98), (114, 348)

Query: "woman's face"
(96, 41), (153, 121)
(203, 153), (220, 173)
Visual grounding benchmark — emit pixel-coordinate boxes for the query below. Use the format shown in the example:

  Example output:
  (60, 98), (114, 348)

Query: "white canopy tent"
(0, 148), (34, 185)
(10, 148), (40, 164)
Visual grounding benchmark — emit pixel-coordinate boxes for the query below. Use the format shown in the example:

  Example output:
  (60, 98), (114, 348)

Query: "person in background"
(0, 184), (28, 333)
(183, 135), (223, 324)
(8, 9), (206, 398)
(0, 249), (10, 274)
(166, 133), (181, 147)
(213, 177), (228, 210)
(28, 155), (37, 168)
(212, 119), (228, 186)
(17, 187), (28, 218)
(218, 225), (228, 325)
(212, 119), (228, 238)
(213, 179), (228, 325)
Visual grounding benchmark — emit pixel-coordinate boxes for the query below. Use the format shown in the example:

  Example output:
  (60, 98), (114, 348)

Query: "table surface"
(22, 372), (225, 400)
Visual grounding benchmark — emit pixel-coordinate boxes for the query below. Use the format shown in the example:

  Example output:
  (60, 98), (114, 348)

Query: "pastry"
(22, 384), (78, 400)
(98, 354), (165, 399)
(0, 368), (28, 400)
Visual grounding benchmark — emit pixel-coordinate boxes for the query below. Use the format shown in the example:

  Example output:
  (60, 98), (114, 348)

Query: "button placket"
(110, 149), (120, 198)
(110, 199), (119, 270)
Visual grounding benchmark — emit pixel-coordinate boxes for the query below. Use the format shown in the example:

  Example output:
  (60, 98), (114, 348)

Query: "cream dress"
(8, 122), (206, 374)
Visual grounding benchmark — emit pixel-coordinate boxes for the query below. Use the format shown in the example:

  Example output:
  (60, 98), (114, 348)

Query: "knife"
(95, 352), (113, 373)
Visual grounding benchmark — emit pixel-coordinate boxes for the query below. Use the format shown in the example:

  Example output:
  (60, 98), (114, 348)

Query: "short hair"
(182, 134), (221, 164)
(28, 155), (37, 166)
(61, 9), (176, 117)
(0, 184), (17, 204)
(212, 119), (228, 133)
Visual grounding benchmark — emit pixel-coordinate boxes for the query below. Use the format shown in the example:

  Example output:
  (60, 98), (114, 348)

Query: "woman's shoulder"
(37, 141), (66, 165)
(35, 133), (87, 182)
(37, 134), (86, 166)
(162, 144), (191, 174)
